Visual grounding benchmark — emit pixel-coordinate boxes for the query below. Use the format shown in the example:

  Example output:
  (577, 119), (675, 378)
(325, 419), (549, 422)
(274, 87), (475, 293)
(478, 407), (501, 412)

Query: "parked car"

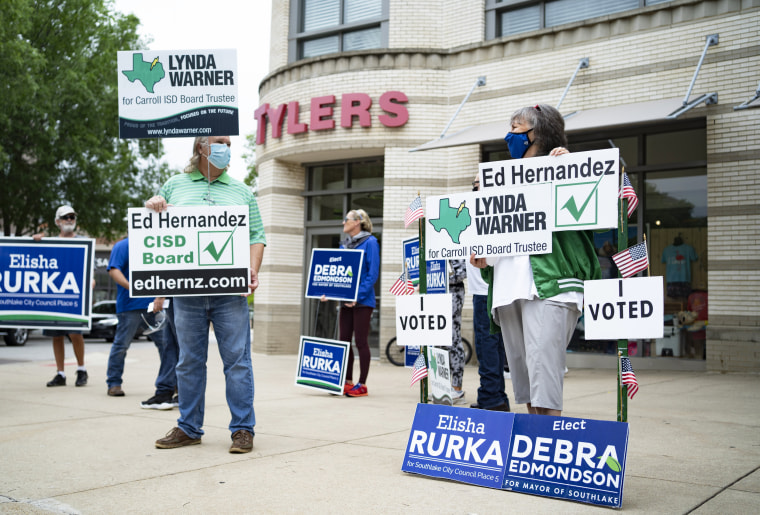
(0, 327), (29, 346)
(85, 300), (145, 342)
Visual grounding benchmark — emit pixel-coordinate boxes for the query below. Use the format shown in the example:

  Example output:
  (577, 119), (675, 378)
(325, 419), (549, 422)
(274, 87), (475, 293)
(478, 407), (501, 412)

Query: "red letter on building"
(254, 103), (269, 144)
(341, 93), (372, 128)
(266, 103), (287, 139)
(311, 95), (336, 131)
(378, 91), (409, 128)
(287, 101), (308, 135)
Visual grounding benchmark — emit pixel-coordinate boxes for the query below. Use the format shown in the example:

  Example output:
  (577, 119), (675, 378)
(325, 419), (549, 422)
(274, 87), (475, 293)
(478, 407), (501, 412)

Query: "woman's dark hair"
(510, 104), (567, 156)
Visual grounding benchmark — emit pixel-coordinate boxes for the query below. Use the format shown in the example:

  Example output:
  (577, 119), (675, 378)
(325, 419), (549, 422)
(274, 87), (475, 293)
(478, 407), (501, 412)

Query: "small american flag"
(411, 354), (428, 386)
(619, 173), (639, 218)
(389, 273), (414, 295)
(404, 196), (424, 228)
(620, 357), (639, 399)
(612, 241), (649, 278)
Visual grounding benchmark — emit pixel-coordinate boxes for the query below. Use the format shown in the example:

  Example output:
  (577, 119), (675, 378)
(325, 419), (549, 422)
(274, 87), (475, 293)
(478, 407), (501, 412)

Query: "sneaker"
(452, 390), (467, 405)
(155, 427), (201, 449)
(229, 430), (254, 453)
(486, 400), (511, 412)
(345, 383), (368, 397)
(46, 373), (66, 387)
(342, 381), (354, 394)
(75, 370), (88, 387)
(107, 385), (125, 397)
(141, 394), (174, 410)
(170, 394), (179, 408)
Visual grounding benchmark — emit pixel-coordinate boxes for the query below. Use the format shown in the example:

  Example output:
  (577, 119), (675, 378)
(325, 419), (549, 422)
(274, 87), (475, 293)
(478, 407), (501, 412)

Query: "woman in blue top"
(338, 209), (380, 397)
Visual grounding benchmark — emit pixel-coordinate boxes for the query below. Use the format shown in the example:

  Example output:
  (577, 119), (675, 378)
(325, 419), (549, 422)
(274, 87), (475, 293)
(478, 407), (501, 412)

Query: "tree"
(241, 133), (258, 193)
(0, 0), (169, 238)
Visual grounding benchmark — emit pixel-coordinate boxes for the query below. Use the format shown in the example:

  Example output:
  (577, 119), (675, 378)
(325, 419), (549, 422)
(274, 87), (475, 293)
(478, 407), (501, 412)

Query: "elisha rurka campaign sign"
(127, 206), (250, 297)
(117, 48), (239, 139)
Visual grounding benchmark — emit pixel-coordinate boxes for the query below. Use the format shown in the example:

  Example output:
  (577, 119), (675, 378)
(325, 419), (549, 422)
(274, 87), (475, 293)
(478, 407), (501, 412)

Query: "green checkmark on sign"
(560, 173), (605, 222)
(202, 226), (237, 263)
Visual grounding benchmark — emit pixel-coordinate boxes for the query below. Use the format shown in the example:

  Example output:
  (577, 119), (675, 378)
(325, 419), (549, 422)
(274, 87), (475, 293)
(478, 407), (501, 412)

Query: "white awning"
(410, 97), (687, 152)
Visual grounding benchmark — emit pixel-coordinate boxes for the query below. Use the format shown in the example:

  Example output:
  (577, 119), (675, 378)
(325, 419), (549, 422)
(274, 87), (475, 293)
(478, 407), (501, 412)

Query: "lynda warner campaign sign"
(118, 49), (239, 139)
(305, 248), (364, 302)
(0, 238), (94, 330)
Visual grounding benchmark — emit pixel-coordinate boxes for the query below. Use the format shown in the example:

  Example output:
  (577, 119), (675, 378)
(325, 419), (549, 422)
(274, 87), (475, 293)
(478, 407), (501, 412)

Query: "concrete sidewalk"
(0, 334), (758, 514)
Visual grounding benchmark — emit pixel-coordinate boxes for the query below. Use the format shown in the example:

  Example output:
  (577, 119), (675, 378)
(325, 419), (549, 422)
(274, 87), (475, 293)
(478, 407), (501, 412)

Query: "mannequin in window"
(661, 235), (698, 299)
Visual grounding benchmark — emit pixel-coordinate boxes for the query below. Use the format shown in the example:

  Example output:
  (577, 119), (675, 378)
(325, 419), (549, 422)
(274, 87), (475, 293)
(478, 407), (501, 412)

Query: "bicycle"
(385, 336), (472, 367)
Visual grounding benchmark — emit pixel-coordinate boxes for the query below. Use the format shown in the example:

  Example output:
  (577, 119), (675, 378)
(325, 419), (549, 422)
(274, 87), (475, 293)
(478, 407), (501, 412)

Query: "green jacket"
(481, 230), (601, 333)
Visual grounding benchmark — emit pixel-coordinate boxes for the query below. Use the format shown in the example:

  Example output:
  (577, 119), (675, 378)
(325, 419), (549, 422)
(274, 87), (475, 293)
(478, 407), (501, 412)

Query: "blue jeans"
(173, 295), (254, 439)
(154, 302), (179, 397)
(473, 295), (509, 408)
(106, 310), (167, 388)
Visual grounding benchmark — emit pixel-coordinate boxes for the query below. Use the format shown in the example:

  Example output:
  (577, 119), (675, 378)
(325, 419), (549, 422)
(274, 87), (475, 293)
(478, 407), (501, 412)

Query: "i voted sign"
(403, 403), (514, 489)
(395, 294), (452, 347)
(295, 336), (349, 395)
(305, 248), (364, 302)
(583, 276), (664, 340)
(503, 415), (629, 508)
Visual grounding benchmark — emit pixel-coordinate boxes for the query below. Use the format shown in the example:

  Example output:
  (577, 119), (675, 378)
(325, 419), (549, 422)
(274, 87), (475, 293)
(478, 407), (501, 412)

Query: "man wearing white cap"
(34, 205), (88, 387)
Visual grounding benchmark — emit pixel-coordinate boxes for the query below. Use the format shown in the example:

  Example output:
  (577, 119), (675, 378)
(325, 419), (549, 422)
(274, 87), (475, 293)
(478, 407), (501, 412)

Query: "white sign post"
(583, 276), (664, 340)
(395, 294), (452, 347)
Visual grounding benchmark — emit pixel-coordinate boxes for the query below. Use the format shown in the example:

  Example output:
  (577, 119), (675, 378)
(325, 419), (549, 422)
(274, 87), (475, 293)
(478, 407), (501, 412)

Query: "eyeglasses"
(60, 214), (76, 221)
(141, 311), (166, 335)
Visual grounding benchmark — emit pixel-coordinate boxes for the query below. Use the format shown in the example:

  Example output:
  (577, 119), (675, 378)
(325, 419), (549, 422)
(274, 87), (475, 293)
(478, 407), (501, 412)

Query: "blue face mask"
(207, 143), (231, 169)
(504, 129), (533, 159)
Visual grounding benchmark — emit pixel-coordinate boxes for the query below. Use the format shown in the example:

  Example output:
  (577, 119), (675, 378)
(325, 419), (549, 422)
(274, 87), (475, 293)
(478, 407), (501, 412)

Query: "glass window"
(303, 0), (340, 31)
(646, 129), (706, 165)
(344, 0), (382, 23)
(302, 36), (340, 59)
(545, 0), (638, 27)
(344, 27), (382, 51)
(310, 164), (345, 190)
(349, 160), (384, 189)
(645, 169), (707, 227)
(500, 5), (541, 36)
(308, 195), (344, 222)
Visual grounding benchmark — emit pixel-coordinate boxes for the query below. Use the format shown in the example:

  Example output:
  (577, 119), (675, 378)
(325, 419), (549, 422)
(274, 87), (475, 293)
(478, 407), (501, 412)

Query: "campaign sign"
(403, 403), (514, 489)
(127, 206), (250, 297)
(395, 294), (452, 347)
(426, 259), (448, 294)
(479, 148), (620, 231)
(503, 414), (629, 508)
(295, 336), (349, 395)
(118, 48), (239, 139)
(402, 237), (420, 286)
(427, 346), (453, 405)
(404, 345), (421, 368)
(305, 248), (364, 302)
(584, 276), (664, 340)
(0, 238), (94, 330)
(425, 183), (553, 260)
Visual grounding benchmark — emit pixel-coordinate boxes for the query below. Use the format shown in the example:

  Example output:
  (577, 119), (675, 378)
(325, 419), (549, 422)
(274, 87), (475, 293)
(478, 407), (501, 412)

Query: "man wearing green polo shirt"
(146, 135), (265, 454)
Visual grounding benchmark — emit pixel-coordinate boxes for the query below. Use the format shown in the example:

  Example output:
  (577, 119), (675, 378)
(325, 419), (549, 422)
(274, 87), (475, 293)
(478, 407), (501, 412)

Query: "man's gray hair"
(184, 136), (209, 173)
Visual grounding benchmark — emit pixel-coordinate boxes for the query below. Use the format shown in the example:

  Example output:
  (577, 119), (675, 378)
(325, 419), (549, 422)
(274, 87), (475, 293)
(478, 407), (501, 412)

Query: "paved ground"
(0, 333), (758, 514)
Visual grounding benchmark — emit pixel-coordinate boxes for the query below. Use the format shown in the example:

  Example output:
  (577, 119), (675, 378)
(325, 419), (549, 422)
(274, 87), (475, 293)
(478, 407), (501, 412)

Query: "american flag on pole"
(612, 241), (649, 278)
(410, 354), (428, 386)
(404, 196), (424, 228)
(619, 173), (639, 218)
(389, 272), (414, 295)
(620, 357), (639, 399)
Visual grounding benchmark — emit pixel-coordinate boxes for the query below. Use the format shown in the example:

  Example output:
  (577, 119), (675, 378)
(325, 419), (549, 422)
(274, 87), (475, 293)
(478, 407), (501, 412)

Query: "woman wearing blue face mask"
(471, 104), (600, 418)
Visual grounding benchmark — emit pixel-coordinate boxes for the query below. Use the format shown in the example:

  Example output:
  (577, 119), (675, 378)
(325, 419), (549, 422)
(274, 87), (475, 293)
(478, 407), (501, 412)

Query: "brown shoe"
(229, 430), (254, 453)
(155, 427), (201, 449)
(107, 386), (125, 397)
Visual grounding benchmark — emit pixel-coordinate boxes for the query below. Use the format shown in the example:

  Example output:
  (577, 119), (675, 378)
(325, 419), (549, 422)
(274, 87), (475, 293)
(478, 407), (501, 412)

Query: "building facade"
(253, 0), (760, 371)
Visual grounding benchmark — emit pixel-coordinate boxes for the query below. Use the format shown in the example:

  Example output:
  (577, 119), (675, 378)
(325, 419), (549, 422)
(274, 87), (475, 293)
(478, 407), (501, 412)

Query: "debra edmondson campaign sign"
(0, 238), (94, 331)
(583, 276), (664, 340)
(295, 336), (349, 395)
(127, 206), (250, 297)
(305, 249), (364, 302)
(425, 182), (553, 260)
(118, 49), (239, 139)
(479, 148), (620, 231)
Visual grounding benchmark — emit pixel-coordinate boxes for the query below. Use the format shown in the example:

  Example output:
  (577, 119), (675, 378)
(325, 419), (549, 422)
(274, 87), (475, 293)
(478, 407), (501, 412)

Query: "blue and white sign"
(305, 248), (364, 302)
(404, 345), (421, 367)
(503, 415), (629, 508)
(426, 259), (448, 294)
(0, 238), (94, 330)
(295, 336), (350, 395)
(403, 403), (514, 489)
(402, 237), (420, 286)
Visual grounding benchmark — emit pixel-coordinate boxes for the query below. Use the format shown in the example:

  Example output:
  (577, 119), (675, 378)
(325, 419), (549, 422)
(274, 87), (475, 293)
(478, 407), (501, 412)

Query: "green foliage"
(241, 133), (258, 191)
(0, 0), (169, 238)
